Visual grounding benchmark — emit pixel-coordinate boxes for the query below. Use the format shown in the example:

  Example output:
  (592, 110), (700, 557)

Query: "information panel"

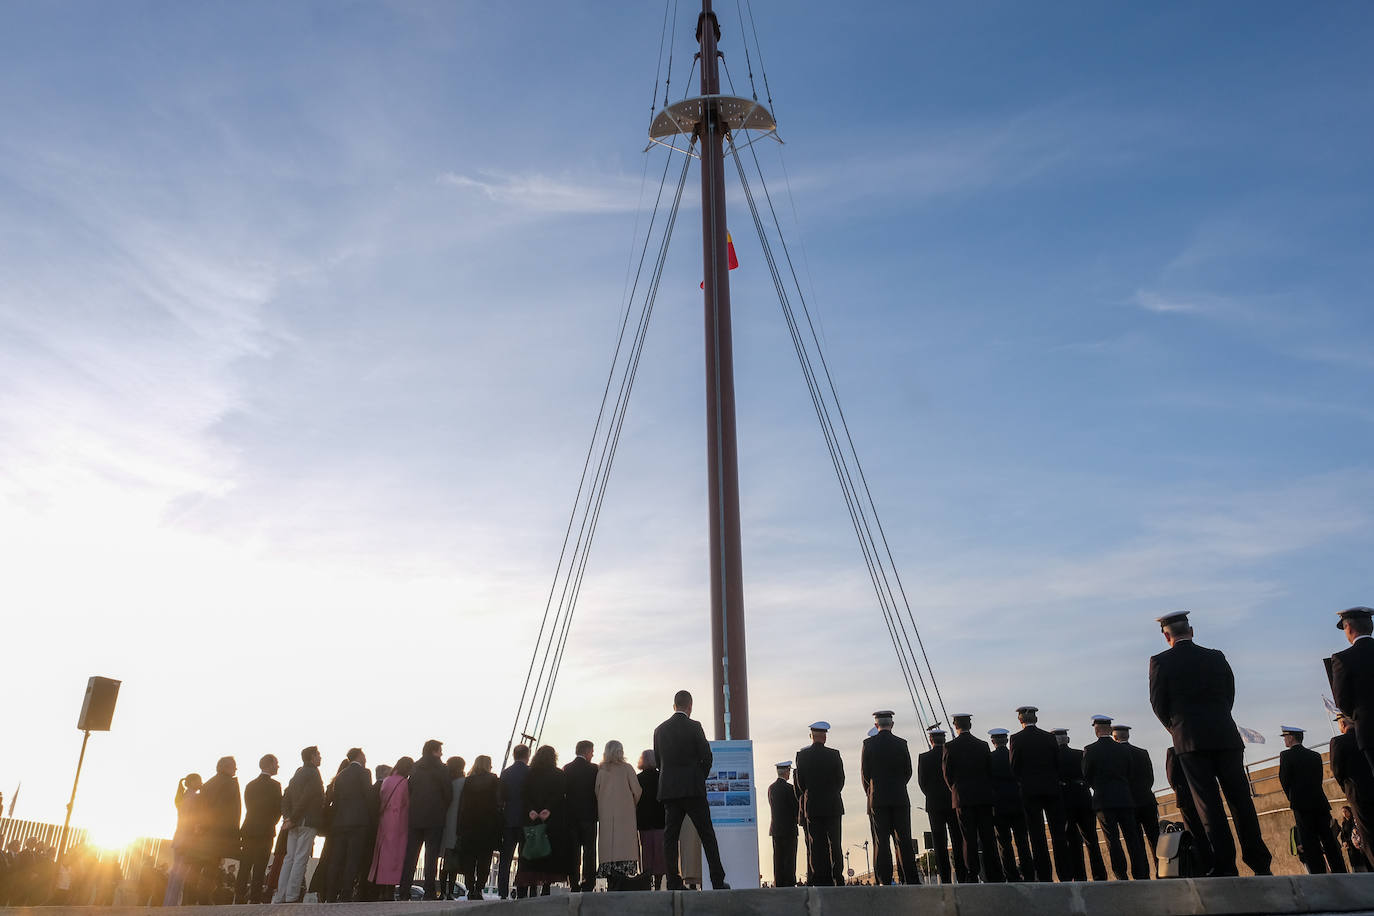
(704, 739), (760, 888)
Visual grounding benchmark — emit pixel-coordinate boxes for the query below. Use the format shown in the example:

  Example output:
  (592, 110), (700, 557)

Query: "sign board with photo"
(704, 739), (760, 888)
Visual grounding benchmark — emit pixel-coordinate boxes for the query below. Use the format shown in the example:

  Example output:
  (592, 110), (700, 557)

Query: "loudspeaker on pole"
(77, 676), (121, 731)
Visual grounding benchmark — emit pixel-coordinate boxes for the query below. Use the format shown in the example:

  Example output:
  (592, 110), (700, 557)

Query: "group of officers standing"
(762, 606), (1374, 886)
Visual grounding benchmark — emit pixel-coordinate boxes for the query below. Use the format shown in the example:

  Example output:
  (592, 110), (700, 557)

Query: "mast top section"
(648, 95), (776, 140)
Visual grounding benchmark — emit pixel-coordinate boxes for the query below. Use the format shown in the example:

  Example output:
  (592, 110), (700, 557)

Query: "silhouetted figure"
(272, 746), (324, 903)
(326, 748), (377, 901)
(564, 740), (599, 891)
(369, 757), (412, 898)
(402, 739), (453, 899)
(236, 754), (282, 903)
(496, 744), (531, 899)
(456, 755), (501, 900)
(655, 690), (729, 890)
(636, 750), (668, 889)
(1009, 707), (1070, 882)
(768, 761), (799, 887)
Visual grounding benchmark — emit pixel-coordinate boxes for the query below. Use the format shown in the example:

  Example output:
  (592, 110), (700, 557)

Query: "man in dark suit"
(497, 744), (530, 899)
(1149, 610), (1272, 876)
(1278, 726), (1345, 873)
(1164, 746), (1213, 876)
(918, 726), (968, 884)
(326, 747), (377, 901)
(1333, 606), (1374, 774)
(988, 729), (1032, 881)
(1112, 725), (1160, 877)
(768, 762), (799, 887)
(201, 756), (242, 871)
(942, 713), (1004, 882)
(1082, 715), (1149, 880)
(795, 720), (845, 886)
(1009, 707), (1069, 882)
(1054, 728), (1107, 881)
(563, 740), (599, 891)
(861, 710), (920, 885)
(404, 739), (454, 899)
(235, 754), (281, 903)
(273, 746), (325, 904)
(1331, 714), (1374, 868)
(653, 690), (728, 890)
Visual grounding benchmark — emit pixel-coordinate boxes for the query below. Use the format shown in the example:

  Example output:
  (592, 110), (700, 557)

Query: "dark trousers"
(497, 826), (524, 899)
(568, 817), (597, 891)
(927, 807), (968, 883)
(1293, 807), (1346, 874)
(1021, 792), (1069, 882)
(800, 818), (815, 883)
(772, 831), (798, 887)
(234, 838), (271, 903)
(1133, 801), (1161, 877)
(1063, 804), (1108, 880)
(804, 815), (843, 886)
(664, 797), (726, 888)
(402, 824), (444, 898)
(871, 805), (920, 885)
(1178, 749), (1272, 876)
(992, 808), (1033, 881)
(457, 847), (494, 897)
(325, 826), (369, 901)
(956, 804), (1004, 882)
(1097, 807), (1149, 880)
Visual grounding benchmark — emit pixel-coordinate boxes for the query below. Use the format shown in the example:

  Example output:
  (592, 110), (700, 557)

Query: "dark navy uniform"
(1149, 612), (1272, 876)
(1114, 727), (1160, 878)
(989, 733), (1032, 881)
(1331, 720), (1374, 866)
(1332, 608), (1374, 775)
(1082, 725), (1149, 880)
(861, 717), (920, 885)
(1009, 717), (1070, 882)
(795, 724), (844, 887)
(917, 729), (968, 884)
(767, 765), (799, 887)
(1056, 731), (1107, 881)
(1278, 729), (1345, 874)
(1165, 746), (1213, 875)
(942, 717), (1004, 883)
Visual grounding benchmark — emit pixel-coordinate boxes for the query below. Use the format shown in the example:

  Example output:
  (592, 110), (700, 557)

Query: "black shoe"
(712, 882), (731, 890)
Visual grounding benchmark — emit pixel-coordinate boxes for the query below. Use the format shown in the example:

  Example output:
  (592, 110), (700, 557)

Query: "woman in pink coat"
(369, 757), (413, 899)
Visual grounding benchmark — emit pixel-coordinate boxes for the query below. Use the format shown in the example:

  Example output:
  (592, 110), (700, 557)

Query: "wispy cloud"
(438, 169), (645, 214)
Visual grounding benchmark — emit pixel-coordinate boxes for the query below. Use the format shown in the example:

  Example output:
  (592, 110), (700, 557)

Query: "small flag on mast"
(700, 232), (739, 288)
(7, 781), (19, 817)
(1237, 726), (1265, 745)
(1323, 695), (1340, 718)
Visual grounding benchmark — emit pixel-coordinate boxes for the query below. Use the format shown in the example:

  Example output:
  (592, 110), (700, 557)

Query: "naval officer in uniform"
(795, 721), (845, 886)
(1009, 706), (1069, 881)
(767, 762), (799, 887)
(1082, 714), (1149, 880)
(988, 728), (1032, 881)
(917, 725), (968, 884)
(1332, 606), (1374, 774)
(1149, 611), (1272, 876)
(1111, 724), (1160, 878)
(861, 710), (920, 885)
(1278, 726), (1345, 874)
(1054, 727), (1107, 881)
(943, 713), (1004, 882)
(1331, 713), (1374, 868)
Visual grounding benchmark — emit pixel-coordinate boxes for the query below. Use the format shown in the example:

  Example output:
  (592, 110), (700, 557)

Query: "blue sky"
(1, 0), (1371, 872)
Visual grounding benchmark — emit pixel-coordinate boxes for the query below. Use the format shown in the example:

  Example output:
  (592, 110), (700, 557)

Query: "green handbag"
(523, 822), (552, 859)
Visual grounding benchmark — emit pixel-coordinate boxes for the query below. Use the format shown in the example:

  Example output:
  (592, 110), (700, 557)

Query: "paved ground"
(4, 875), (1374, 915)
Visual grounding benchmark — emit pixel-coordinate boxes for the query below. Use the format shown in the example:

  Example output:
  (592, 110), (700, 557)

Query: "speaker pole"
(55, 729), (91, 874)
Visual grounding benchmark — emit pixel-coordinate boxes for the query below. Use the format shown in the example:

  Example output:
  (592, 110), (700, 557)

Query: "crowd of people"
(159, 689), (732, 903)
(765, 607), (1374, 887)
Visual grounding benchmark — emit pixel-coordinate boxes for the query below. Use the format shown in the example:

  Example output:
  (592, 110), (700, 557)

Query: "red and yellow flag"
(700, 232), (739, 288)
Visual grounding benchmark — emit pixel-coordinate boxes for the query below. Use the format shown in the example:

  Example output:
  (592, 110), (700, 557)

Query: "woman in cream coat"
(595, 740), (643, 889)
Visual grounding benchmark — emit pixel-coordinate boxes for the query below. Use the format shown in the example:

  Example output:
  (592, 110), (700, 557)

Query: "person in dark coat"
(654, 690), (728, 889)
(563, 739), (599, 892)
(918, 726), (968, 884)
(767, 762), (799, 887)
(795, 720), (846, 886)
(1149, 611), (1272, 876)
(516, 745), (572, 895)
(1164, 746), (1213, 875)
(163, 774), (205, 905)
(235, 754), (281, 904)
(942, 713), (1004, 882)
(1082, 715), (1148, 880)
(497, 744), (530, 899)
(456, 756), (501, 900)
(1009, 707), (1069, 882)
(1112, 725), (1160, 878)
(988, 729), (1032, 881)
(1277, 726), (1345, 874)
(1331, 714), (1374, 867)
(403, 739), (454, 899)
(325, 748), (377, 901)
(635, 751), (667, 889)
(1333, 607), (1374, 774)
(273, 746), (324, 904)
(861, 711), (920, 885)
(1055, 728), (1107, 881)
(197, 757), (241, 901)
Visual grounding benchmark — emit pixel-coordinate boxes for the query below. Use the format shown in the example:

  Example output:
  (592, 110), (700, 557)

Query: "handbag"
(522, 823), (552, 859)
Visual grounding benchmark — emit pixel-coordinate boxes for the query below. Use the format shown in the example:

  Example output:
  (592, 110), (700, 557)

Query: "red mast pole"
(696, 0), (749, 741)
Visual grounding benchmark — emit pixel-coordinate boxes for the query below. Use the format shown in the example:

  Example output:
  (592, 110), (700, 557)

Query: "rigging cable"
(649, 0), (673, 128)
(742, 0), (774, 110)
(734, 0), (758, 100)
